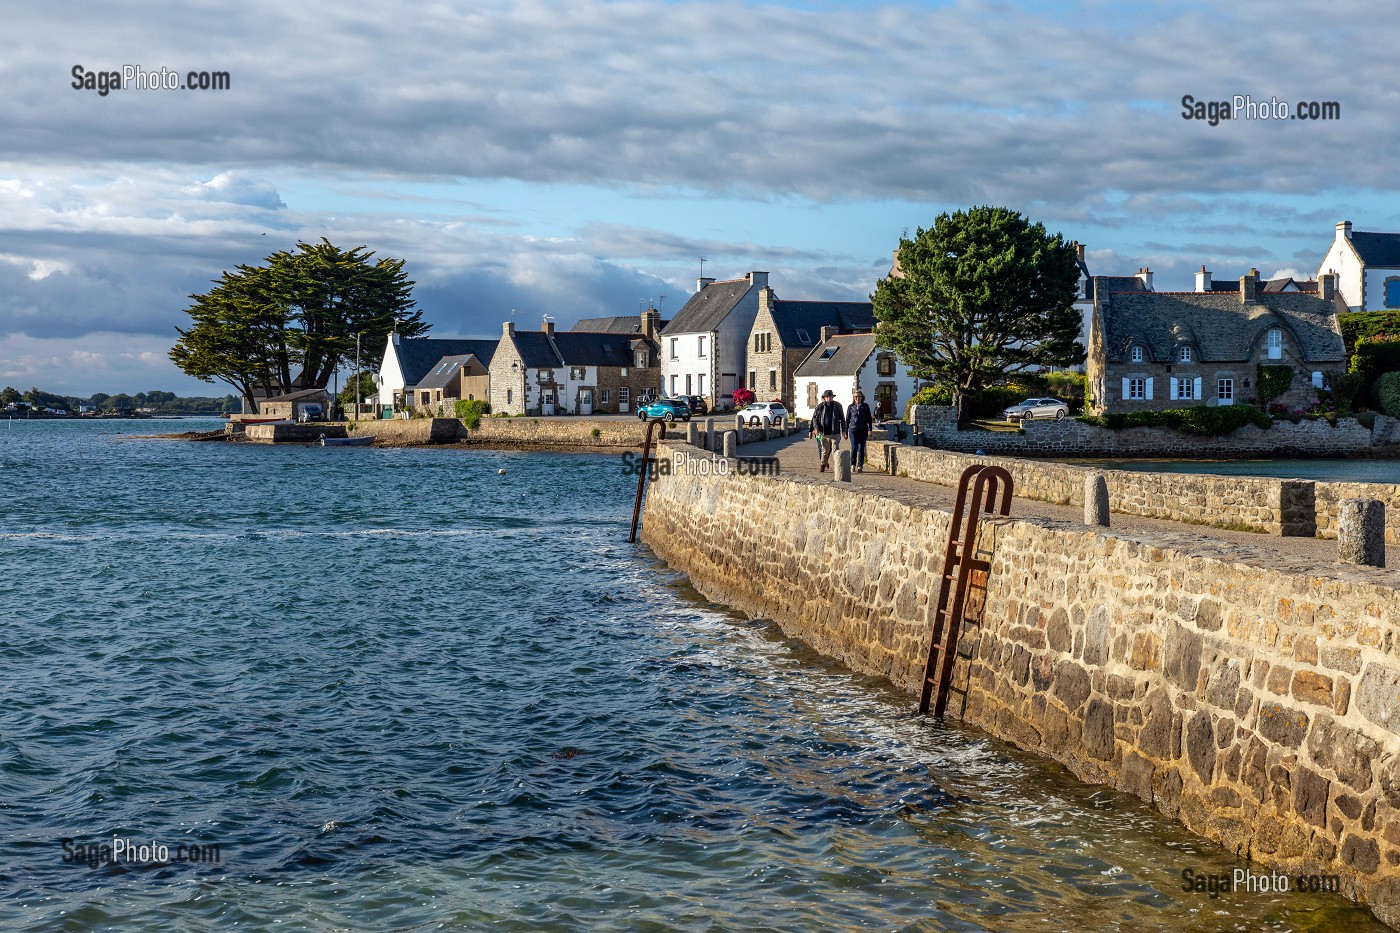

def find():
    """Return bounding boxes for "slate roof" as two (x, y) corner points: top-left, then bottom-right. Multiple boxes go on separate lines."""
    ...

(395, 338), (498, 386)
(1209, 277), (1316, 294)
(794, 333), (878, 378)
(768, 300), (875, 348)
(572, 315), (669, 334)
(661, 279), (752, 335)
(1098, 291), (1346, 364)
(415, 354), (482, 391)
(1085, 276), (1148, 300)
(1349, 231), (1400, 267)
(508, 331), (638, 369)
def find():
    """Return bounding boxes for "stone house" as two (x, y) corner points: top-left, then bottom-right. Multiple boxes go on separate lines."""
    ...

(1317, 220), (1400, 312)
(258, 387), (329, 421)
(744, 287), (874, 408)
(792, 330), (922, 421)
(378, 335), (499, 415)
(660, 272), (767, 411)
(489, 319), (661, 415)
(1087, 274), (1349, 414)
(413, 354), (490, 415)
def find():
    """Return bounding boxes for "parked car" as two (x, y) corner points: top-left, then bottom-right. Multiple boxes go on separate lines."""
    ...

(637, 397), (692, 422)
(1002, 397), (1070, 422)
(682, 395), (709, 416)
(297, 403), (325, 423)
(740, 401), (789, 425)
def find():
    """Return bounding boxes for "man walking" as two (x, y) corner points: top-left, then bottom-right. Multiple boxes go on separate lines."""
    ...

(809, 389), (845, 472)
(846, 389), (873, 473)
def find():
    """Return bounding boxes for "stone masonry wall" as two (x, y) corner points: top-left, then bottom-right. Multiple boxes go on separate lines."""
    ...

(641, 440), (1400, 926)
(912, 405), (1378, 457)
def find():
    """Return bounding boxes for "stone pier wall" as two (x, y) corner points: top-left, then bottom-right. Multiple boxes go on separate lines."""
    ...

(641, 440), (1400, 926)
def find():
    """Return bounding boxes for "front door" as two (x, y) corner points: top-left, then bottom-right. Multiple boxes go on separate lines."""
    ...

(541, 389), (556, 416)
(875, 383), (895, 420)
(579, 389), (593, 416)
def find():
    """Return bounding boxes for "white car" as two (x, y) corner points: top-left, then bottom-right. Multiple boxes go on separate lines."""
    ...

(740, 401), (789, 425)
(1002, 397), (1070, 422)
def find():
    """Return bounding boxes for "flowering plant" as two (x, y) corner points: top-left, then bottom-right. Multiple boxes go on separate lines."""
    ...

(732, 387), (755, 409)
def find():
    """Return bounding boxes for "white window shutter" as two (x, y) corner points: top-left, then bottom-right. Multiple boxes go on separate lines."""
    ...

(1145, 377), (1154, 399)
(1121, 377), (1130, 399)
(1193, 377), (1202, 400)
(1169, 378), (1178, 400)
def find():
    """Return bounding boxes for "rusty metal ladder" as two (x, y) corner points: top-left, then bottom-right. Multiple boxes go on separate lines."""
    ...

(918, 464), (1013, 718)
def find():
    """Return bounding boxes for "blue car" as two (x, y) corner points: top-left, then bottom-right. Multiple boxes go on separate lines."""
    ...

(637, 398), (692, 422)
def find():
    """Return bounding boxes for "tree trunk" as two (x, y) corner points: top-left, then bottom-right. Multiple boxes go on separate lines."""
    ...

(953, 391), (972, 427)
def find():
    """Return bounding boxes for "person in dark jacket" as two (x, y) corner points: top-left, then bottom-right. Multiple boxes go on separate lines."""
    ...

(808, 389), (845, 472)
(845, 389), (873, 472)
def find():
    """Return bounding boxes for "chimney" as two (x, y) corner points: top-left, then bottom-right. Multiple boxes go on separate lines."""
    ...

(1137, 267), (1153, 291)
(391, 331), (401, 345)
(1241, 275), (1256, 303)
(503, 321), (515, 337)
(758, 285), (775, 314)
(696, 276), (715, 293)
(748, 271), (769, 289)
(1249, 267), (1260, 281)
(819, 325), (838, 342)
(889, 247), (904, 279)
(1075, 242), (1086, 262)
(641, 307), (660, 341)
(1337, 220), (1353, 241)
(1320, 273), (1337, 301)
(1195, 265), (1211, 292)
(542, 316), (555, 336)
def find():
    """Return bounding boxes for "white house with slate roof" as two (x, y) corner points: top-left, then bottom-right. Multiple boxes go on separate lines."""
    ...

(378, 334), (499, 416)
(793, 330), (922, 422)
(1317, 220), (1400, 312)
(1087, 274), (1348, 414)
(660, 272), (767, 411)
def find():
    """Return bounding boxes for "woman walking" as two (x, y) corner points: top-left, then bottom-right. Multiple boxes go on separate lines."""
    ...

(845, 389), (873, 473)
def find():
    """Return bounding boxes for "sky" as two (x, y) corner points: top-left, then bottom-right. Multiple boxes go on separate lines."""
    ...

(3, 0), (1399, 396)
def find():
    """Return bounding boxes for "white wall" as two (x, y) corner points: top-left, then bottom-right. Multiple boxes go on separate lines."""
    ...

(1318, 236), (1365, 310)
(377, 335), (403, 408)
(1364, 267), (1400, 312)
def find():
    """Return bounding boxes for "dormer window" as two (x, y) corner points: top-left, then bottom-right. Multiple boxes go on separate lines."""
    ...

(1266, 328), (1282, 360)
(1130, 346), (1143, 363)
(1178, 346), (1192, 363)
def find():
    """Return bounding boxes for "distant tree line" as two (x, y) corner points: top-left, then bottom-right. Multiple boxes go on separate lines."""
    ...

(1, 386), (239, 414)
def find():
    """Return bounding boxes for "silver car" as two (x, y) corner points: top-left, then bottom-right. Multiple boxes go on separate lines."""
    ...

(1003, 397), (1070, 422)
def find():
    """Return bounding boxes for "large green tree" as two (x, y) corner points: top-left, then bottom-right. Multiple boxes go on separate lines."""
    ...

(170, 239), (427, 411)
(872, 206), (1083, 423)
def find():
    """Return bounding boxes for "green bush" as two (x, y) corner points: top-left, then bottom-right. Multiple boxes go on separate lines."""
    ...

(905, 386), (951, 421)
(1377, 371), (1400, 418)
(1080, 405), (1271, 436)
(1256, 365), (1295, 403)
(454, 398), (490, 429)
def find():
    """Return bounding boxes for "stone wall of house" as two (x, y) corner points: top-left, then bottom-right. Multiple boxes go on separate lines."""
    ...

(640, 439), (1400, 927)
(911, 405), (1377, 457)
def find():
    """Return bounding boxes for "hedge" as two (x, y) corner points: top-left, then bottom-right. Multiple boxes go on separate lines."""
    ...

(454, 398), (490, 429)
(1080, 404), (1272, 436)
(1378, 371), (1400, 419)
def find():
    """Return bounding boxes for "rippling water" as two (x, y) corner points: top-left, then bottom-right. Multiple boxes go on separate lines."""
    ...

(0, 419), (1384, 930)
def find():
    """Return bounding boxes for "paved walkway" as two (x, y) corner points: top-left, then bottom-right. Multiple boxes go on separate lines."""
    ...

(731, 431), (1399, 580)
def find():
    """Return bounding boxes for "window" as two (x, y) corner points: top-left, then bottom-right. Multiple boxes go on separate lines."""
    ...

(768, 370), (777, 390)
(796, 329), (811, 344)
(1387, 277), (1400, 309)
(698, 336), (707, 357)
(1312, 371), (1324, 389)
(1173, 377), (1198, 400)
(748, 370), (756, 389)
(506, 388), (512, 405)
(877, 354), (895, 376)
(620, 367), (629, 377)
(1266, 329), (1282, 360)
(669, 338), (678, 359)
(600, 389), (611, 405)
(807, 383), (818, 408)
(570, 366), (586, 380)
(1128, 378), (1145, 400)
(698, 374), (705, 395)
(669, 375), (677, 395)
(685, 374), (692, 395)
(1178, 346), (1192, 363)
(1217, 377), (1234, 404)
(1131, 346), (1143, 363)
(754, 333), (762, 352)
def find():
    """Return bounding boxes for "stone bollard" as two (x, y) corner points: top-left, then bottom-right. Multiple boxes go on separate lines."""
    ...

(836, 449), (852, 482)
(722, 430), (737, 458)
(686, 422), (700, 446)
(704, 418), (715, 451)
(1084, 473), (1110, 527)
(1339, 498), (1386, 567)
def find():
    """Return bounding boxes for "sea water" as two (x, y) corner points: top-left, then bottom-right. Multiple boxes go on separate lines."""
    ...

(0, 419), (1384, 930)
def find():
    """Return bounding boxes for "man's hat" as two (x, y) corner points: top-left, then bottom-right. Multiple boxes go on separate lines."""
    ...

(821, 389), (835, 398)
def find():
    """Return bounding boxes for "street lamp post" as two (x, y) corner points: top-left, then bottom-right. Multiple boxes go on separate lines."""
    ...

(355, 331), (362, 420)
